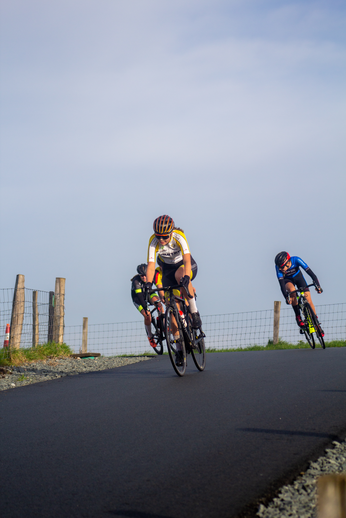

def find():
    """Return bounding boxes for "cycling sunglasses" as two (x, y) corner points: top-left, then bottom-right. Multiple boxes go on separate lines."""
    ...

(279, 261), (290, 270)
(155, 234), (171, 240)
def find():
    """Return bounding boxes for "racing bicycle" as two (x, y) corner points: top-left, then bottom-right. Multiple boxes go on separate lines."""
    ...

(148, 300), (165, 355)
(162, 284), (206, 376)
(289, 283), (325, 349)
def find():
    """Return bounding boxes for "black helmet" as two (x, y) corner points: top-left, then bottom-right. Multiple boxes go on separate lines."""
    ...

(275, 251), (290, 268)
(137, 264), (147, 276)
(153, 215), (174, 236)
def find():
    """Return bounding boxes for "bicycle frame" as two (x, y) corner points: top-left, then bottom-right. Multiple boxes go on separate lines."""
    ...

(290, 283), (316, 333)
(164, 285), (205, 346)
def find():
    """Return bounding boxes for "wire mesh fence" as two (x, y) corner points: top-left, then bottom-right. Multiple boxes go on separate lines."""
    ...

(1, 284), (345, 355)
(0, 287), (61, 348)
(0, 289), (14, 335)
(64, 303), (346, 357)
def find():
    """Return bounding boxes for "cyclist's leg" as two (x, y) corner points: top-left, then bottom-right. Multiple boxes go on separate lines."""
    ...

(175, 259), (201, 328)
(161, 263), (183, 355)
(138, 307), (156, 348)
(285, 281), (304, 328)
(304, 291), (317, 315)
(294, 271), (319, 315)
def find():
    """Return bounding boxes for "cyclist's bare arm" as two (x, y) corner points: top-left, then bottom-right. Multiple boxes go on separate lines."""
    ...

(156, 284), (165, 303)
(182, 253), (192, 279)
(146, 261), (156, 284)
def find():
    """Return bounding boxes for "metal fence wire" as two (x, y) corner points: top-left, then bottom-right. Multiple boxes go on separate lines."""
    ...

(1, 287), (345, 355)
(64, 303), (346, 357)
(0, 288), (62, 348)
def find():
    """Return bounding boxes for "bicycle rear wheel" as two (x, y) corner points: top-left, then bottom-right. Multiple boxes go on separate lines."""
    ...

(150, 317), (164, 355)
(165, 305), (186, 376)
(303, 304), (315, 349)
(191, 329), (206, 371)
(310, 312), (325, 349)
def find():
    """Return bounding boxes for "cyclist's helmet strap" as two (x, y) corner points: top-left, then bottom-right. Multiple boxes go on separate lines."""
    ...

(137, 263), (147, 276)
(275, 251), (290, 267)
(153, 215), (174, 236)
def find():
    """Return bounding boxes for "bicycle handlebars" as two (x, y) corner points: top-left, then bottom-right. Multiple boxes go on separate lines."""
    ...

(288, 283), (321, 298)
(146, 283), (194, 300)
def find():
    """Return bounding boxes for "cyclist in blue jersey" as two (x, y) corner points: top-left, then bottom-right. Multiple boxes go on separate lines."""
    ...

(274, 251), (324, 335)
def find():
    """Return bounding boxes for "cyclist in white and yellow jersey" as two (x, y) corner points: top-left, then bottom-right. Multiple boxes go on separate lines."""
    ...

(145, 215), (202, 365)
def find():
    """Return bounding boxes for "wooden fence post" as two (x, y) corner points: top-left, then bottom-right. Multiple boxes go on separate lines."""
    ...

(32, 290), (39, 347)
(53, 278), (65, 344)
(10, 274), (25, 350)
(317, 474), (346, 518)
(273, 301), (281, 345)
(82, 318), (88, 353)
(48, 291), (54, 343)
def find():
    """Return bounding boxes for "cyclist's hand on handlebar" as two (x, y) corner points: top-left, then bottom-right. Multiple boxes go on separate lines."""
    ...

(144, 282), (152, 302)
(315, 285), (323, 294)
(180, 275), (192, 297)
(285, 293), (291, 305)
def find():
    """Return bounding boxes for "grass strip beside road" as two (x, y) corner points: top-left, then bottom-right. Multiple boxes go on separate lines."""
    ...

(1, 340), (345, 367)
(206, 340), (346, 352)
(0, 342), (73, 367)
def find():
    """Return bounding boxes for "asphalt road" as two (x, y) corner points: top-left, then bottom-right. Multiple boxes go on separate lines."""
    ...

(1, 348), (346, 518)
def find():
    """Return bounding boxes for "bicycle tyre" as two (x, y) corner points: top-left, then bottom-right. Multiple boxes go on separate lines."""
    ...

(310, 311), (325, 349)
(150, 317), (164, 355)
(151, 317), (163, 355)
(165, 305), (186, 376)
(191, 329), (206, 371)
(303, 304), (315, 349)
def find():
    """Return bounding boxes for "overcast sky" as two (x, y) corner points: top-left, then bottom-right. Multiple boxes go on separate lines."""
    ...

(1, 0), (345, 328)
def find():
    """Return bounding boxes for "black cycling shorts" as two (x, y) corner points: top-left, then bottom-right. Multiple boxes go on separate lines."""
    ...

(285, 271), (309, 291)
(158, 256), (198, 288)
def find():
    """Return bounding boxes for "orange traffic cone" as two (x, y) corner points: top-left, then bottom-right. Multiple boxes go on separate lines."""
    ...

(3, 324), (10, 347)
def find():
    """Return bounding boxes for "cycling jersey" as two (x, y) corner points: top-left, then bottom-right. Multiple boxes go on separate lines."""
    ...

(153, 267), (162, 286)
(147, 230), (190, 265)
(131, 269), (162, 312)
(275, 256), (309, 280)
(275, 256), (320, 298)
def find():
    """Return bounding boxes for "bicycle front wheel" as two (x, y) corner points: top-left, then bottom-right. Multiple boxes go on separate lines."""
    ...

(150, 317), (164, 355)
(310, 312), (325, 349)
(165, 305), (186, 377)
(303, 304), (315, 349)
(191, 329), (206, 371)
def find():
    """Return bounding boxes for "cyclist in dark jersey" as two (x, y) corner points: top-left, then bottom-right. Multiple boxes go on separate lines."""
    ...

(275, 251), (324, 335)
(131, 264), (163, 350)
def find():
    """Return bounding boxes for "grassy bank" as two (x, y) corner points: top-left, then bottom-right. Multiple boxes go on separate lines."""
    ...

(0, 342), (73, 367)
(2, 340), (344, 366)
(206, 339), (346, 352)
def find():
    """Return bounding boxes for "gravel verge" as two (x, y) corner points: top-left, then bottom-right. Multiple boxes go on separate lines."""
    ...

(256, 439), (346, 518)
(0, 355), (152, 392)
